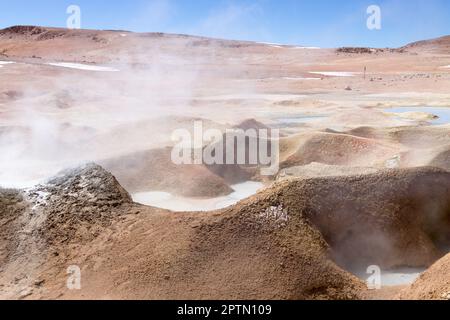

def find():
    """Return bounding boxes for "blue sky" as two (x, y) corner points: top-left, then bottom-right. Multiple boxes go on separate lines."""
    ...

(0, 0), (449, 48)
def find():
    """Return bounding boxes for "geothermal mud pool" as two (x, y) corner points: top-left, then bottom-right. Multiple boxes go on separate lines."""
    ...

(132, 181), (264, 212)
(0, 26), (450, 300)
(355, 268), (426, 287)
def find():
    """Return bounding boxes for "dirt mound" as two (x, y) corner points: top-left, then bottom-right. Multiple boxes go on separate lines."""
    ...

(403, 35), (450, 53)
(344, 126), (450, 151)
(0, 162), (365, 300)
(40, 186), (364, 300)
(171, 196), (365, 299)
(265, 167), (450, 269)
(233, 118), (270, 131)
(28, 163), (132, 244)
(277, 163), (378, 180)
(346, 126), (386, 140)
(49, 166), (449, 300)
(388, 126), (450, 149)
(0, 164), (135, 298)
(429, 148), (450, 171)
(101, 148), (234, 197)
(204, 129), (275, 183)
(280, 132), (398, 168)
(7, 165), (450, 300)
(399, 253), (450, 300)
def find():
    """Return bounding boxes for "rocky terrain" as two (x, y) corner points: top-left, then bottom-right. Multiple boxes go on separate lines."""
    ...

(1, 163), (449, 299)
(0, 164), (364, 299)
(0, 26), (450, 300)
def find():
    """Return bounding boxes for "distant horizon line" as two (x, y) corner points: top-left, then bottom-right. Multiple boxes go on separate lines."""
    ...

(1, 24), (448, 50)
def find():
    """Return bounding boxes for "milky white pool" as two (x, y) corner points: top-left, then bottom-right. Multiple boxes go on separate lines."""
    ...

(132, 181), (264, 212)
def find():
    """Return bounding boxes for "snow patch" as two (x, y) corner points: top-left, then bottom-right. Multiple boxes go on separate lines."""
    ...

(292, 46), (321, 50)
(260, 76), (320, 81)
(257, 42), (320, 50)
(281, 77), (321, 80)
(47, 62), (119, 72)
(0, 61), (15, 68)
(309, 71), (358, 77)
(258, 42), (284, 46)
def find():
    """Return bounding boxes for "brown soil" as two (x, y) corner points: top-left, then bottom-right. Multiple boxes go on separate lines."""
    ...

(2, 164), (450, 299)
(280, 132), (398, 168)
(267, 167), (450, 269)
(101, 148), (234, 197)
(403, 35), (450, 53)
(277, 163), (379, 180)
(0, 164), (364, 300)
(429, 147), (450, 171)
(1, 25), (450, 300)
(399, 253), (450, 300)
